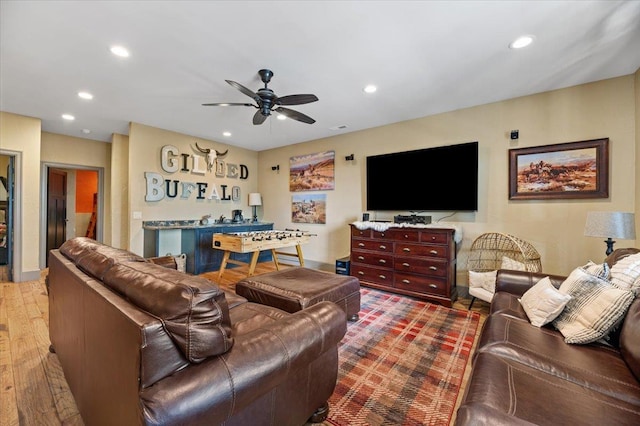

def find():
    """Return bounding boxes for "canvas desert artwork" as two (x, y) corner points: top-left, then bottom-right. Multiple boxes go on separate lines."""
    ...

(516, 147), (597, 193)
(289, 151), (335, 192)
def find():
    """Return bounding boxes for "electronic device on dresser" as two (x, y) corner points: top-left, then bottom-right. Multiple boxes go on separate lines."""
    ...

(394, 215), (432, 225)
(349, 224), (457, 307)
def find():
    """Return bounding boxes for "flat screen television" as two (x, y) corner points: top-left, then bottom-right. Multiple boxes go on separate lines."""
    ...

(366, 141), (478, 211)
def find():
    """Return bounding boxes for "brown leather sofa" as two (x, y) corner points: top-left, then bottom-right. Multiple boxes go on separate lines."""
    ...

(456, 249), (640, 425)
(48, 237), (347, 426)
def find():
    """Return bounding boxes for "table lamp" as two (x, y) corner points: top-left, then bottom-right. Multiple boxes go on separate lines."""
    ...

(584, 211), (636, 255)
(249, 193), (262, 223)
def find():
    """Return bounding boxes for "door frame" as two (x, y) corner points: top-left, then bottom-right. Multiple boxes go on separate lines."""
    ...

(0, 149), (21, 282)
(40, 162), (104, 269)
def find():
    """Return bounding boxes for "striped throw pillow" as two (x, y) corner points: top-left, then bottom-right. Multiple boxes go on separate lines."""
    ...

(552, 267), (635, 344)
(610, 252), (640, 295)
(581, 260), (610, 280)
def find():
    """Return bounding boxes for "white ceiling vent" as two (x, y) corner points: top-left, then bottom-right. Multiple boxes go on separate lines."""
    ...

(330, 125), (348, 131)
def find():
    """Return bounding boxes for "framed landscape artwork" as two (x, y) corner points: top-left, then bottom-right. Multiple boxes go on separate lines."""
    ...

(289, 151), (335, 192)
(509, 138), (609, 200)
(292, 194), (326, 224)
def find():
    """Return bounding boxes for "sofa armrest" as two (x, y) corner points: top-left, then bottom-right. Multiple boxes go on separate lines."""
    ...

(140, 301), (347, 425)
(495, 270), (566, 297)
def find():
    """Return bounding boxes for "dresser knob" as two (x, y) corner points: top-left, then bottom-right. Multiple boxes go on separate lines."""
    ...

(429, 266), (437, 271)
(429, 284), (438, 288)
(404, 234), (409, 239)
(379, 275), (386, 279)
(402, 262), (410, 267)
(379, 245), (386, 250)
(358, 256), (364, 260)
(402, 279), (410, 284)
(358, 243), (365, 247)
(358, 271), (364, 275)
(431, 236), (436, 240)
(379, 259), (386, 264)
(429, 250), (438, 255)
(403, 248), (411, 252)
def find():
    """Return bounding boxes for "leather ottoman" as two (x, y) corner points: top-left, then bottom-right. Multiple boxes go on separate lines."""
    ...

(235, 267), (361, 321)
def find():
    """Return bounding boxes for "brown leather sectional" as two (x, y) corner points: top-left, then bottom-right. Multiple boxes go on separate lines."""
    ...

(48, 237), (347, 425)
(456, 249), (640, 425)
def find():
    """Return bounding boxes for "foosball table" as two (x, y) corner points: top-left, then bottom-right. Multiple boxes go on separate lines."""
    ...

(212, 229), (312, 278)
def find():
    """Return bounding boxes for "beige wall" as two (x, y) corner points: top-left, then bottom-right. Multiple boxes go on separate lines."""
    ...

(0, 111), (41, 280)
(259, 75), (638, 279)
(110, 133), (129, 249)
(636, 68), (640, 238)
(41, 131), (112, 246)
(127, 123), (260, 255)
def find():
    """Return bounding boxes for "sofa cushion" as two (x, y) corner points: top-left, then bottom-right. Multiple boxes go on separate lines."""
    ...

(476, 313), (640, 406)
(59, 237), (146, 280)
(103, 262), (233, 362)
(518, 276), (571, 327)
(553, 267), (635, 344)
(621, 298), (640, 382)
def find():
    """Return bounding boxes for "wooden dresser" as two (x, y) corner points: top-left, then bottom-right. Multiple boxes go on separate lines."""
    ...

(349, 224), (457, 307)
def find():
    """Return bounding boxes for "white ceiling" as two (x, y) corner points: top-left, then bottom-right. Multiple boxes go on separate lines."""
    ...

(2, 1), (640, 151)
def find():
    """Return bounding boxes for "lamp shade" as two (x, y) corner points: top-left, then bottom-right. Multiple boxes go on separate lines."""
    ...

(248, 193), (262, 206)
(584, 211), (636, 239)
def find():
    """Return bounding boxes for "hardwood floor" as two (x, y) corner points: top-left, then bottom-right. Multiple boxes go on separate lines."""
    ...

(0, 263), (489, 426)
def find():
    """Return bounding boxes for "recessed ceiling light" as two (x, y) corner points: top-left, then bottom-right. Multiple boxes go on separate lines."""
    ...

(62, 114), (75, 121)
(78, 91), (93, 100)
(110, 45), (130, 57)
(277, 114), (287, 120)
(509, 35), (535, 49)
(81, 129), (91, 134)
(222, 131), (231, 137)
(363, 85), (377, 94)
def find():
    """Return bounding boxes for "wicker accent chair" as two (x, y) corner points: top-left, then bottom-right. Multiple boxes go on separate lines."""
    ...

(466, 232), (542, 309)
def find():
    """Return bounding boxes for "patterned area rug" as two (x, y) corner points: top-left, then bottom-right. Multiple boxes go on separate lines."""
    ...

(327, 288), (480, 426)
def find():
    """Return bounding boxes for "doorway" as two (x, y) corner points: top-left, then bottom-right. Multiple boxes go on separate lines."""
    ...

(41, 163), (103, 269)
(1, 154), (14, 281)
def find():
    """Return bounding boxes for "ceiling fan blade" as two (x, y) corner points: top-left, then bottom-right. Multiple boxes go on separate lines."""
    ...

(253, 110), (268, 125)
(202, 102), (256, 107)
(276, 94), (319, 106)
(275, 107), (316, 124)
(226, 80), (260, 100)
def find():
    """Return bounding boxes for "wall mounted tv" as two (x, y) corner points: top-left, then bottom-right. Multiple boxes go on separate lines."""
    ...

(366, 141), (478, 212)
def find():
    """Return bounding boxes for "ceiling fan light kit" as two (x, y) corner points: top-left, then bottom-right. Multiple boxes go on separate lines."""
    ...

(203, 69), (318, 125)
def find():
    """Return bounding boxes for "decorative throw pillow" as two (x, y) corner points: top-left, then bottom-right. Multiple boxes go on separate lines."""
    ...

(581, 260), (611, 280)
(610, 252), (640, 295)
(469, 270), (498, 293)
(501, 256), (527, 271)
(518, 276), (572, 327)
(552, 267), (635, 344)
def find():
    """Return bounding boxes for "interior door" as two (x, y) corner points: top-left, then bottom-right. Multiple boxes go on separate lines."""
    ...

(47, 169), (67, 261)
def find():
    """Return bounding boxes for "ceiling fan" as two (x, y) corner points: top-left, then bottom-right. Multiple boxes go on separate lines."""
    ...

(202, 69), (318, 125)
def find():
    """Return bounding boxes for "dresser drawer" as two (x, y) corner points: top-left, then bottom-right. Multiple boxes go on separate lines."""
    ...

(352, 250), (394, 268)
(386, 229), (420, 242)
(394, 256), (447, 277)
(351, 238), (393, 253)
(394, 272), (448, 296)
(351, 227), (371, 238)
(420, 231), (450, 245)
(394, 243), (448, 258)
(351, 264), (394, 286)
(371, 230), (398, 240)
